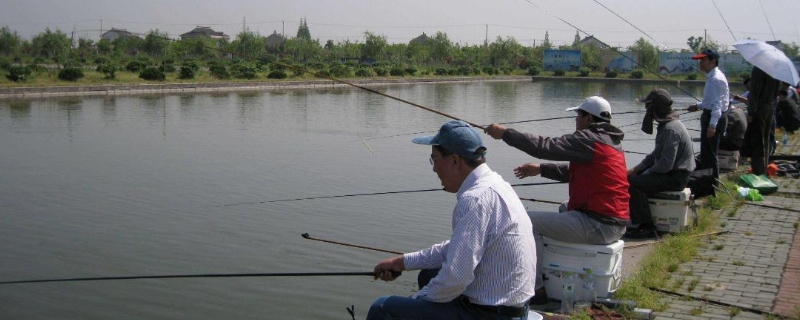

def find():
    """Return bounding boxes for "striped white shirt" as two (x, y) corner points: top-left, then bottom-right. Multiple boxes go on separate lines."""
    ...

(404, 164), (537, 307)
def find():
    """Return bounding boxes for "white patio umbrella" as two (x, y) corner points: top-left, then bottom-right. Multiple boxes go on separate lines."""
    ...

(732, 39), (800, 86)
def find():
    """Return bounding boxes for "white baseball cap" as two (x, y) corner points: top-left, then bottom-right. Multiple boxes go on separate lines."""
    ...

(565, 96), (612, 121)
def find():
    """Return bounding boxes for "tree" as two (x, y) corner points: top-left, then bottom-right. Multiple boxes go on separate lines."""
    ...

(362, 31), (387, 62)
(0, 26), (23, 56)
(77, 37), (95, 57)
(142, 30), (170, 57)
(577, 44), (601, 71)
(428, 32), (453, 66)
(30, 28), (71, 59)
(687, 35), (722, 53)
(112, 34), (144, 56)
(686, 36), (703, 53)
(231, 31), (266, 58)
(489, 36), (522, 69)
(296, 18), (311, 41)
(572, 30), (581, 47)
(629, 37), (658, 71)
(96, 38), (112, 55)
(781, 43), (799, 60)
(542, 31), (552, 50)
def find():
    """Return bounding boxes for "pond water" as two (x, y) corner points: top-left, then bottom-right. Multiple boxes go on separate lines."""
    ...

(0, 79), (707, 320)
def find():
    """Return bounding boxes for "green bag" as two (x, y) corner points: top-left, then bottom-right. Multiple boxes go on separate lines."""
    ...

(747, 189), (764, 201)
(739, 174), (778, 195)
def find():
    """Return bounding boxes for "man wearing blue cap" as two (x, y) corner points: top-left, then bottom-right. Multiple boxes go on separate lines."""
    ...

(368, 120), (537, 320)
(687, 48), (729, 181)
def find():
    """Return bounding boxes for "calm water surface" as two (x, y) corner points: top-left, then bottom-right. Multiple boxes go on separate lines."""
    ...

(0, 80), (705, 320)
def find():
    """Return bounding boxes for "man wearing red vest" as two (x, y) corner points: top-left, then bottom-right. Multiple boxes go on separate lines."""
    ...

(485, 96), (630, 304)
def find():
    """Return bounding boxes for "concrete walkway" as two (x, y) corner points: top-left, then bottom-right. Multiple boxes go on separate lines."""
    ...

(654, 138), (800, 319)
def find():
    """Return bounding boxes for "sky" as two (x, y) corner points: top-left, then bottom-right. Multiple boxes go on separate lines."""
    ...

(2, 0), (798, 51)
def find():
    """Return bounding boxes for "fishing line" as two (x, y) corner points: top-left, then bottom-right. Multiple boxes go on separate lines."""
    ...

(758, 0), (777, 40)
(520, 0), (700, 102)
(211, 181), (566, 208)
(710, 0), (737, 41)
(0, 271), (400, 285)
(591, 0), (703, 75)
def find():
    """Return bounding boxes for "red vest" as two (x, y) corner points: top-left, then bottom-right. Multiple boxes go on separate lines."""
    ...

(566, 142), (630, 220)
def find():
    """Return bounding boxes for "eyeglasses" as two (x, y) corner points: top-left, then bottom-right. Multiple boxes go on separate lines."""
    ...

(429, 154), (453, 165)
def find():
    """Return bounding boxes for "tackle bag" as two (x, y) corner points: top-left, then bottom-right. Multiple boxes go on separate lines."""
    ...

(687, 168), (716, 198)
(738, 174), (778, 195)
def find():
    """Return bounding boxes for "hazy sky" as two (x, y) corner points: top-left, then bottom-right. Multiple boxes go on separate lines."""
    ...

(2, 0), (798, 51)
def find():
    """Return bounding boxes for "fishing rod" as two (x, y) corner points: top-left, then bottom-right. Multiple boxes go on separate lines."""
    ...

(302, 233), (403, 255)
(521, 0), (700, 102)
(211, 181), (566, 208)
(0, 271), (401, 285)
(591, 0), (705, 76)
(710, 0), (737, 41)
(359, 110), (650, 142)
(518, 197), (562, 205)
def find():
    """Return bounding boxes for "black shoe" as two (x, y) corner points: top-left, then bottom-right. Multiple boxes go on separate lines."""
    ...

(624, 225), (658, 239)
(529, 288), (548, 305)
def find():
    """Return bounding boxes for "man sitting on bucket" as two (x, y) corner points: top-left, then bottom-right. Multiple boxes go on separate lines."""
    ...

(368, 120), (537, 320)
(625, 89), (695, 239)
(484, 96), (630, 304)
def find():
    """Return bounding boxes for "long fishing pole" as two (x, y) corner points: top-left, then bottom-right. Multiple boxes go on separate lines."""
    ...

(302, 233), (403, 255)
(522, 0), (700, 102)
(211, 181), (566, 208)
(710, 0), (737, 41)
(0, 271), (401, 285)
(518, 197), (562, 205)
(357, 110), (649, 142)
(591, 0), (704, 76)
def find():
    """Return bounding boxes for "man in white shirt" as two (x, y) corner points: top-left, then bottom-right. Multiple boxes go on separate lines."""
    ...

(687, 48), (729, 180)
(368, 120), (537, 320)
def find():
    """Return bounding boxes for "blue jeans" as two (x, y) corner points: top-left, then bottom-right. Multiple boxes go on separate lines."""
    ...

(366, 295), (528, 320)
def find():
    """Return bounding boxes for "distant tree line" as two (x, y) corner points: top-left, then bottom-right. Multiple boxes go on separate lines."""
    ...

(1, 24), (797, 83)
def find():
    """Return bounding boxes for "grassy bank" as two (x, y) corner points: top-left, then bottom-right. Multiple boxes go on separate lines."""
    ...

(0, 66), (712, 89)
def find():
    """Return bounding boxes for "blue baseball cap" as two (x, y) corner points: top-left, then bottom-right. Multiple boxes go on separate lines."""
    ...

(412, 120), (487, 160)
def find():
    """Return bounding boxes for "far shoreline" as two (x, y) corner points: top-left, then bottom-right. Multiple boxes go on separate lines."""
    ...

(0, 75), (710, 100)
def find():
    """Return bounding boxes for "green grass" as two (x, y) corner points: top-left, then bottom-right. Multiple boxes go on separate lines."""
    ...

(612, 179), (736, 310)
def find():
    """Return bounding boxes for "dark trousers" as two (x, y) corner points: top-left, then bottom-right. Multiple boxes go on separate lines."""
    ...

(700, 110), (727, 179)
(628, 170), (691, 225)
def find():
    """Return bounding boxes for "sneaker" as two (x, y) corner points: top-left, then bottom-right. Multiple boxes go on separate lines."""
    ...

(529, 288), (549, 305)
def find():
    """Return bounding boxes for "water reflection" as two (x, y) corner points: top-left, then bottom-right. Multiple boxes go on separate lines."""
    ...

(9, 100), (31, 118)
(58, 98), (82, 111)
(236, 91), (263, 107)
(102, 97), (117, 122)
(178, 94), (195, 108)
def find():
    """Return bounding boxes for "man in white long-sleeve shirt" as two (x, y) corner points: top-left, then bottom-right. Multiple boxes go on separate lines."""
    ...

(368, 120), (537, 320)
(687, 48), (729, 180)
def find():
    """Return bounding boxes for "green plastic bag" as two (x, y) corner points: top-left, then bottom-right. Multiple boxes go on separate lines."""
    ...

(739, 174), (778, 195)
(746, 188), (764, 201)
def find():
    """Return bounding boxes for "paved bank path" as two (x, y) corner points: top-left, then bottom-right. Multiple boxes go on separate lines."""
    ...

(655, 137), (800, 319)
